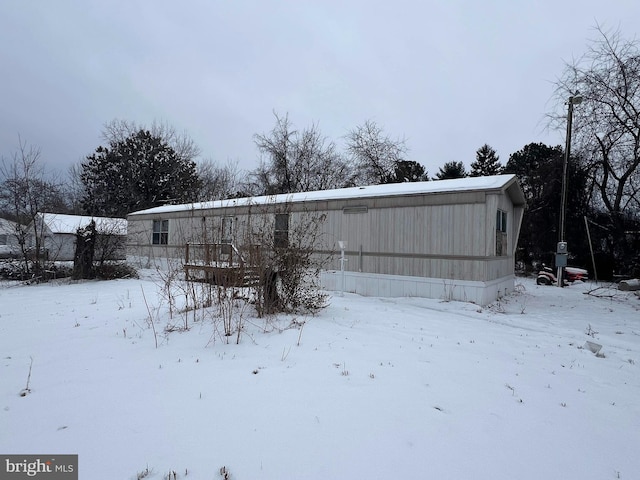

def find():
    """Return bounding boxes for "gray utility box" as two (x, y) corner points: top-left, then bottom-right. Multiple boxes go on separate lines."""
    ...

(556, 242), (568, 267)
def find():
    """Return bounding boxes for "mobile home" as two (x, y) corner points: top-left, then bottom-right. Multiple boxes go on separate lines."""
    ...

(127, 174), (525, 305)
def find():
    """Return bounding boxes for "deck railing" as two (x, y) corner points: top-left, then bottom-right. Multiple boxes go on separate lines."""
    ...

(183, 243), (262, 286)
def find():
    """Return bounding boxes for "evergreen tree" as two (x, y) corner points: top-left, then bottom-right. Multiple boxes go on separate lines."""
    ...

(81, 129), (201, 217)
(433, 161), (467, 180)
(383, 160), (429, 183)
(504, 142), (590, 267)
(470, 144), (502, 177)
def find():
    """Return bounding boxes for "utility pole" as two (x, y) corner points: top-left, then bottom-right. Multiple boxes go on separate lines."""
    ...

(557, 93), (582, 287)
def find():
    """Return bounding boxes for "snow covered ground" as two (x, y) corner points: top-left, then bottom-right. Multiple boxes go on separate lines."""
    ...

(1, 273), (639, 480)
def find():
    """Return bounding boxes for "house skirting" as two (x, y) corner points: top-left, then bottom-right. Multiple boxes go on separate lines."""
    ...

(320, 270), (515, 306)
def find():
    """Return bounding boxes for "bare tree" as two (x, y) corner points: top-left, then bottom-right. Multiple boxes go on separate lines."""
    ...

(238, 201), (331, 316)
(65, 163), (86, 214)
(293, 126), (353, 191)
(93, 219), (127, 266)
(252, 112), (353, 194)
(551, 25), (640, 267)
(0, 138), (64, 276)
(197, 159), (243, 200)
(345, 120), (408, 185)
(253, 112), (296, 194)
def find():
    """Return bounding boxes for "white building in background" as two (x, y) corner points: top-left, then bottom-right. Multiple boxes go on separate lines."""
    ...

(29, 213), (128, 261)
(0, 217), (22, 258)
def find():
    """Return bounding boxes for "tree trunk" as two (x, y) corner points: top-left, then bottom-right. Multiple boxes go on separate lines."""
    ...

(73, 221), (96, 280)
(262, 268), (279, 314)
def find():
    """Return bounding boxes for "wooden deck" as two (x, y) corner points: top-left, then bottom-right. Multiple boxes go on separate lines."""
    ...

(183, 264), (261, 287)
(183, 243), (262, 287)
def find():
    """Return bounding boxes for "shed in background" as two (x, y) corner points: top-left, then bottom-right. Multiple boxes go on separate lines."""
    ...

(29, 213), (128, 261)
(0, 217), (22, 258)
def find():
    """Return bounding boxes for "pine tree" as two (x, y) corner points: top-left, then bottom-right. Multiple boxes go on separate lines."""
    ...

(503, 142), (589, 267)
(81, 130), (201, 217)
(383, 160), (429, 183)
(470, 144), (502, 177)
(433, 161), (467, 180)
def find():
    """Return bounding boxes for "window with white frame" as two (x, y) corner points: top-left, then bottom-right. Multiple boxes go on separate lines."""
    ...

(152, 219), (169, 245)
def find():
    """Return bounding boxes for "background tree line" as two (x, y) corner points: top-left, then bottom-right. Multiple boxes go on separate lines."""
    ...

(1, 27), (639, 279)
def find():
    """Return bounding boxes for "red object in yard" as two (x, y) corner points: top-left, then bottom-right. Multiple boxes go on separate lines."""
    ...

(565, 266), (588, 282)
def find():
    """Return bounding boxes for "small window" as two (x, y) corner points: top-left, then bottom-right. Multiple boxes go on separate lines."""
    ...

(221, 216), (233, 254)
(274, 213), (289, 248)
(0, 234), (7, 245)
(152, 219), (169, 245)
(221, 216), (233, 243)
(497, 210), (507, 233)
(496, 210), (507, 256)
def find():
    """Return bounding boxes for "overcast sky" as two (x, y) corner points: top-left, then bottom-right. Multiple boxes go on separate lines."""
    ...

(1, 0), (639, 180)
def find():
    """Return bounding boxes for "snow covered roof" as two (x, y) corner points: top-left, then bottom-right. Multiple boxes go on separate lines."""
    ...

(129, 174), (524, 216)
(38, 213), (127, 235)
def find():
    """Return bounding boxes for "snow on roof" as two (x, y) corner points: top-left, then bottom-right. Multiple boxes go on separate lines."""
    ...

(129, 174), (522, 216)
(38, 213), (127, 235)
